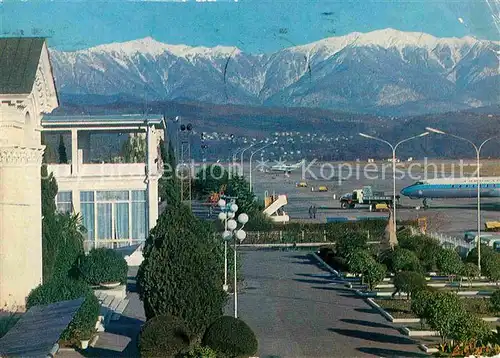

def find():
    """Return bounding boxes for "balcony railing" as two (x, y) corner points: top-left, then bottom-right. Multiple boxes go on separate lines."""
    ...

(46, 163), (154, 178)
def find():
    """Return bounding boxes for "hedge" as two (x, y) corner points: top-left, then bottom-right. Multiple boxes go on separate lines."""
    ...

(202, 316), (258, 358)
(26, 279), (100, 345)
(78, 248), (128, 285)
(138, 315), (192, 357)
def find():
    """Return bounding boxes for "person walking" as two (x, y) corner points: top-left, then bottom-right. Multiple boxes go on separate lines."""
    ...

(308, 205), (313, 219)
(312, 205), (317, 219)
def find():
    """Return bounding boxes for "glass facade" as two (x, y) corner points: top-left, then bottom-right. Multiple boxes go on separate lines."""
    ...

(79, 190), (148, 244)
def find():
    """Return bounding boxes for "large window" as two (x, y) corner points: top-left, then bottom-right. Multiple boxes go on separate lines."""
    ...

(56, 191), (72, 213)
(132, 190), (147, 240)
(79, 190), (147, 244)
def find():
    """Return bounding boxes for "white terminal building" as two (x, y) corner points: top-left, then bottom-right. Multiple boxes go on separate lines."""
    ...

(0, 37), (165, 309)
(42, 114), (166, 251)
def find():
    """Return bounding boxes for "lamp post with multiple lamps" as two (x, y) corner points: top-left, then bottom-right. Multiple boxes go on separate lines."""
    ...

(358, 131), (429, 231)
(217, 197), (248, 318)
(249, 141), (277, 192)
(425, 127), (499, 274)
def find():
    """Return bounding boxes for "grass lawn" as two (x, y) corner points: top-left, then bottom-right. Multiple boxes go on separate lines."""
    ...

(375, 285), (498, 293)
(374, 297), (499, 319)
(404, 321), (498, 331)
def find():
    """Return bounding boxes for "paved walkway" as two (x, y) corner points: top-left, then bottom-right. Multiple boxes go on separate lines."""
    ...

(228, 249), (428, 358)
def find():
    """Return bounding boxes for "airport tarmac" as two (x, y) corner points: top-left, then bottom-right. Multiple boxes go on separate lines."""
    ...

(245, 162), (500, 239)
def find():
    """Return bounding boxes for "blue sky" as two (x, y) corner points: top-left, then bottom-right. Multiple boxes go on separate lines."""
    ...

(0, 0), (498, 53)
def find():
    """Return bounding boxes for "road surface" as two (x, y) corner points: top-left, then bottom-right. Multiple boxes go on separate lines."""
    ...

(230, 249), (427, 358)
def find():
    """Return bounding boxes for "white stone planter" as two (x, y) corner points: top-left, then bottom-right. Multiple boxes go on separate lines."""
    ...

(100, 282), (121, 289)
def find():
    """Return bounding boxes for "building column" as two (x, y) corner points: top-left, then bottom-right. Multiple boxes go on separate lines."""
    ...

(148, 178), (159, 231)
(71, 129), (78, 175)
(0, 146), (45, 310)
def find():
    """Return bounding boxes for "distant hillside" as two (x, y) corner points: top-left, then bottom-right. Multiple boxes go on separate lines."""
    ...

(53, 102), (500, 161)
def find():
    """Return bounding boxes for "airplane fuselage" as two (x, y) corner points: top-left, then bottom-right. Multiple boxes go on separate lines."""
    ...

(400, 177), (500, 199)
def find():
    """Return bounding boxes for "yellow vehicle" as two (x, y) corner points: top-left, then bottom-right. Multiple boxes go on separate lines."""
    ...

(318, 185), (328, 192)
(296, 181), (308, 188)
(375, 203), (389, 211)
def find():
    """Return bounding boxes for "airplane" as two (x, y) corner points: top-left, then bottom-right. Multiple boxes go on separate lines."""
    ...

(269, 159), (305, 173)
(400, 177), (500, 208)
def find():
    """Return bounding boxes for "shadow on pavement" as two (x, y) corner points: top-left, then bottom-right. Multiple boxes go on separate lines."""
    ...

(355, 307), (380, 315)
(294, 273), (334, 278)
(340, 318), (394, 329)
(310, 286), (356, 295)
(293, 278), (333, 285)
(357, 347), (428, 357)
(328, 328), (415, 345)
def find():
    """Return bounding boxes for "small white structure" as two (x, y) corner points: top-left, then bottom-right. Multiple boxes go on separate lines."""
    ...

(0, 38), (59, 309)
(41, 114), (166, 251)
(263, 193), (290, 223)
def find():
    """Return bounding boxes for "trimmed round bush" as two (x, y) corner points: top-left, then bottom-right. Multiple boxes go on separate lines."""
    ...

(390, 248), (421, 272)
(138, 315), (192, 358)
(393, 271), (426, 299)
(202, 316), (258, 358)
(26, 279), (100, 345)
(491, 290), (500, 313)
(79, 248), (128, 285)
(411, 287), (434, 318)
(436, 248), (463, 278)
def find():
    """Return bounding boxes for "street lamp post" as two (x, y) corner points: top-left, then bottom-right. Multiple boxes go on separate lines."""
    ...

(426, 127), (499, 274)
(219, 199), (248, 318)
(239, 143), (255, 177)
(249, 141), (277, 192)
(218, 198), (239, 292)
(358, 131), (429, 231)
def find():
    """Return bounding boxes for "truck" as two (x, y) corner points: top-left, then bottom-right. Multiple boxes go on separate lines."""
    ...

(340, 186), (394, 210)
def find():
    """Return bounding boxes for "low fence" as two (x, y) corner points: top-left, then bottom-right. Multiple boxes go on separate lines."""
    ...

(428, 232), (474, 257)
(408, 226), (474, 257)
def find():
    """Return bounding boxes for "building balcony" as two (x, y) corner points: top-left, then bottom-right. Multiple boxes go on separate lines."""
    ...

(46, 162), (158, 179)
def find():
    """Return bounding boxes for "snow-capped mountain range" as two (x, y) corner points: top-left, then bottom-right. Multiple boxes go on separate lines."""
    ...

(49, 29), (500, 115)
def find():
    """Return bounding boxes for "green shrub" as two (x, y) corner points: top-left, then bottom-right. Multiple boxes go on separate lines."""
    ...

(450, 310), (490, 343)
(436, 248), (463, 280)
(335, 232), (367, 259)
(137, 205), (226, 335)
(411, 288), (434, 318)
(483, 254), (500, 282)
(491, 290), (500, 313)
(138, 315), (192, 358)
(423, 291), (464, 343)
(181, 345), (217, 358)
(461, 263), (480, 287)
(26, 279), (99, 345)
(390, 248), (421, 272)
(399, 234), (442, 271)
(466, 245), (496, 265)
(364, 261), (387, 291)
(202, 316), (258, 358)
(348, 250), (374, 276)
(392, 271), (426, 299)
(78, 248), (128, 285)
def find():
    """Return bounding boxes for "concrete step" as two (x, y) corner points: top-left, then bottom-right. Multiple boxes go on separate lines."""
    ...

(108, 297), (121, 312)
(102, 295), (114, 308)
(111, 299), (129, 321)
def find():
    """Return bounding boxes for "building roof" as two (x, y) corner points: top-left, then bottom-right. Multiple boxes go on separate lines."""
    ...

(0, 298), (84, 357)
(0, 37), (45, 94)
(42, 114), (165, 129)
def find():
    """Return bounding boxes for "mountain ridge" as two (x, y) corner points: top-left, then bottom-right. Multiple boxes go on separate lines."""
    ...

(49, 28), (500, 116)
